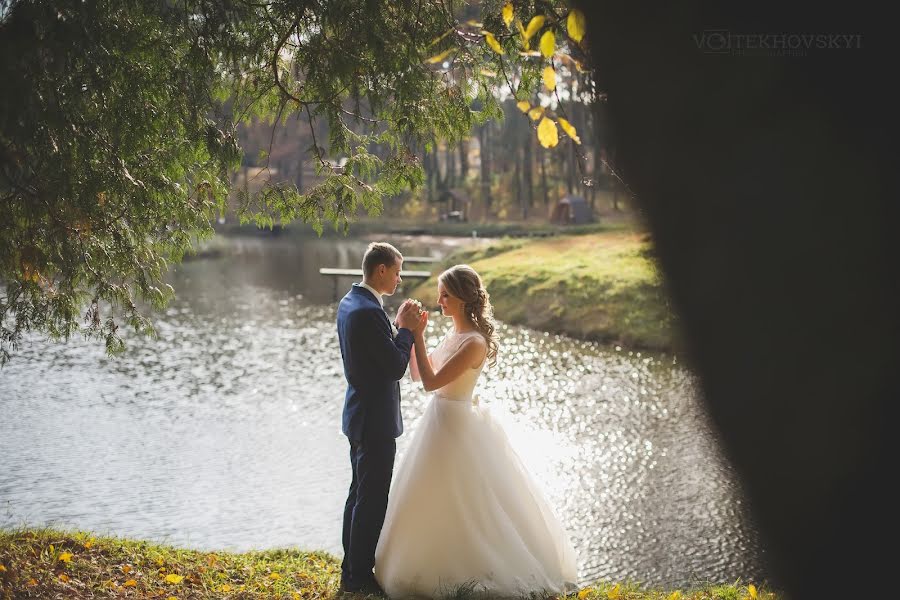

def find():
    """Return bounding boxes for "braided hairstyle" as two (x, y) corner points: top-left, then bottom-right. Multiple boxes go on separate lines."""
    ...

(438, 264), (499, 366)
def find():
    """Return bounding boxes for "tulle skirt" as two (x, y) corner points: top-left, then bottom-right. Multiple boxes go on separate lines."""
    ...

(374, 395), (577, 599)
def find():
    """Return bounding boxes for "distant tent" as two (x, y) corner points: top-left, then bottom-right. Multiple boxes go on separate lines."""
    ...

(437, 188), (470, 221)
(550, 195), (593, 224)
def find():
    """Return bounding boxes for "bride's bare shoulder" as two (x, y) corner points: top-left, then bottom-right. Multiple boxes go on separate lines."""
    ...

(459, 333), (487, 366)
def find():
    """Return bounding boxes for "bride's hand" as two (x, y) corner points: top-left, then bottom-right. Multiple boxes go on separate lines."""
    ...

(413, 308), (428, 335)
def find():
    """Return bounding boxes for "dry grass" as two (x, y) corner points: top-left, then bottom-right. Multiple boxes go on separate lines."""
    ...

(1, 528), (783, 600)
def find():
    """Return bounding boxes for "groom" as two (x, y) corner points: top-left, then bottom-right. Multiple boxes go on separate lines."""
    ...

(337, 242), (420, 595)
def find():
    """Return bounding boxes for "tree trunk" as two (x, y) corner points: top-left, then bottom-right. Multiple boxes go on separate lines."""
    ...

(478, 123), (491, 217)
(523, 132), (534, 218)
(513, 148), (522, 219)
(540, 148), (549, 207)
(446, 142), (456, 188)
(479, 125), (492, 217)
(424, 143), (438, 202)
(459, 139), (469, 183)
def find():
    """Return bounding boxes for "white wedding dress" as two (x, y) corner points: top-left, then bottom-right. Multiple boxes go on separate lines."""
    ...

(374, 331), (578, 599)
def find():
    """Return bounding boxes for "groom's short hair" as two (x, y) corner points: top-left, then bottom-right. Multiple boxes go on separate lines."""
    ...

(362, 242), (403, 278)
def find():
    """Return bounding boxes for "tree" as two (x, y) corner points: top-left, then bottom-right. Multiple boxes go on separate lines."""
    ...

(572, 2), (895, 599)
(0, 0), (589, 362)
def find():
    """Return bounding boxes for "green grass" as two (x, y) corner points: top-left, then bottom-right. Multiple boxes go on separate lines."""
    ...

(408, 231), (680, 352)
(0, 528), (782, 600)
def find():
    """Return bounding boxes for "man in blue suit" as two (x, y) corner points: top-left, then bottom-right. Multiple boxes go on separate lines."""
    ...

(337, 242), (421, 595)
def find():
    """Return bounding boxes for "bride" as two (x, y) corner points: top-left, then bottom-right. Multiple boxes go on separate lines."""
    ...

(374, 265), (577, 598)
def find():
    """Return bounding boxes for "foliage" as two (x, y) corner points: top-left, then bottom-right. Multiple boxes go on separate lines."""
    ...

(0, 528), (783, 600)
(0, 0), (593, 362)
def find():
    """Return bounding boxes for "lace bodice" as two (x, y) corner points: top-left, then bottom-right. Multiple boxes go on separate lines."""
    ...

(429, 331), (485, 402)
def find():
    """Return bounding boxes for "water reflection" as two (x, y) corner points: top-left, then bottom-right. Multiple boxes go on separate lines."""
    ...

(0, 234), (766, 588)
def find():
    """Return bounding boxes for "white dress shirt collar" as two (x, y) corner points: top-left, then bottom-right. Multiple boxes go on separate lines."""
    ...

(359, 281), (384, 307)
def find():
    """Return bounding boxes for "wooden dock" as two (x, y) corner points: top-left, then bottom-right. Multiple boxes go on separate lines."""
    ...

(319, 261), (436, 300)
(319, 268), (432, 278)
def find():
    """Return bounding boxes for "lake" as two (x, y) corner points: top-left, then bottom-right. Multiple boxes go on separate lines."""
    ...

(0, 233), (768, 589)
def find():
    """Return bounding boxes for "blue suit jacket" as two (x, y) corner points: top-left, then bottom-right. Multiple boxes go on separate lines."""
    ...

(337, 284), (414, 441)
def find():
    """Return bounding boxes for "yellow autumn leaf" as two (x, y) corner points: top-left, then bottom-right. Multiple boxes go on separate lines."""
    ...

(220, 584), (232, 592)
(607, 584), (621, 599)
(269, 572), (281, 580)
(28, 578), (38, 586)
(502, 3), (514, 27)
(539, 30), (555, 58)
(567, 9), (586, 42)
(516, 20), (529, 50)
(577, 588), (593, 600)
(528, 106), (544, 121)
(523, 15), (545, 41)
(167, 597), (178, 600)
(0, 564), (6, 572)
(165, 573), (184, 584)
(49, 545), (54, 553)
(124, 579), (137, 587)
(516, 101), (530, 113)
(122, 565), (132, 574)
(58, 573), (70, 582)
(748, 584), (758, 599)
(425, 48), (455, 64)
(84, 538), (94, 549)
(542, 65), (557, 91)
(59, 552), (73, 563)
(558, 117), (581, 144)
(667, 592), (683, 600)
(484, 32), (504, 55)
(537, 117), (558, 148)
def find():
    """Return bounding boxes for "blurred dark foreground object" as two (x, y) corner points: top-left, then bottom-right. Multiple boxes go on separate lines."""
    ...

(572, 2), (898, 598)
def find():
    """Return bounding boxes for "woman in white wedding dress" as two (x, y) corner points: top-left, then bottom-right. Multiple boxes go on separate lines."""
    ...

(374, 265), (577, 599)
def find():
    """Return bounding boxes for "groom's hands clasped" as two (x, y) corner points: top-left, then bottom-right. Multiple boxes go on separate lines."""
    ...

(395, 299), (421, 332)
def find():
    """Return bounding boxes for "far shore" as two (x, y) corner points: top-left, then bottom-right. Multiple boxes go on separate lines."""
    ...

(406, 230), (680, 353)
(196, 217), (679, 352)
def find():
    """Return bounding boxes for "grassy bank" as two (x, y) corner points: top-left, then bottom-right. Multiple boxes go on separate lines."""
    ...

(407, 231), (678, 352)
(0, 529), (780, 600)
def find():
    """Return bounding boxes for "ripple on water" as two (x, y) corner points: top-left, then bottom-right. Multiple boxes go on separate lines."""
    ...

(0, 239), (768, 589)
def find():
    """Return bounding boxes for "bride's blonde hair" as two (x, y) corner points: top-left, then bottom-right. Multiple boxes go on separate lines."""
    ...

(438, 264), (499, 366)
